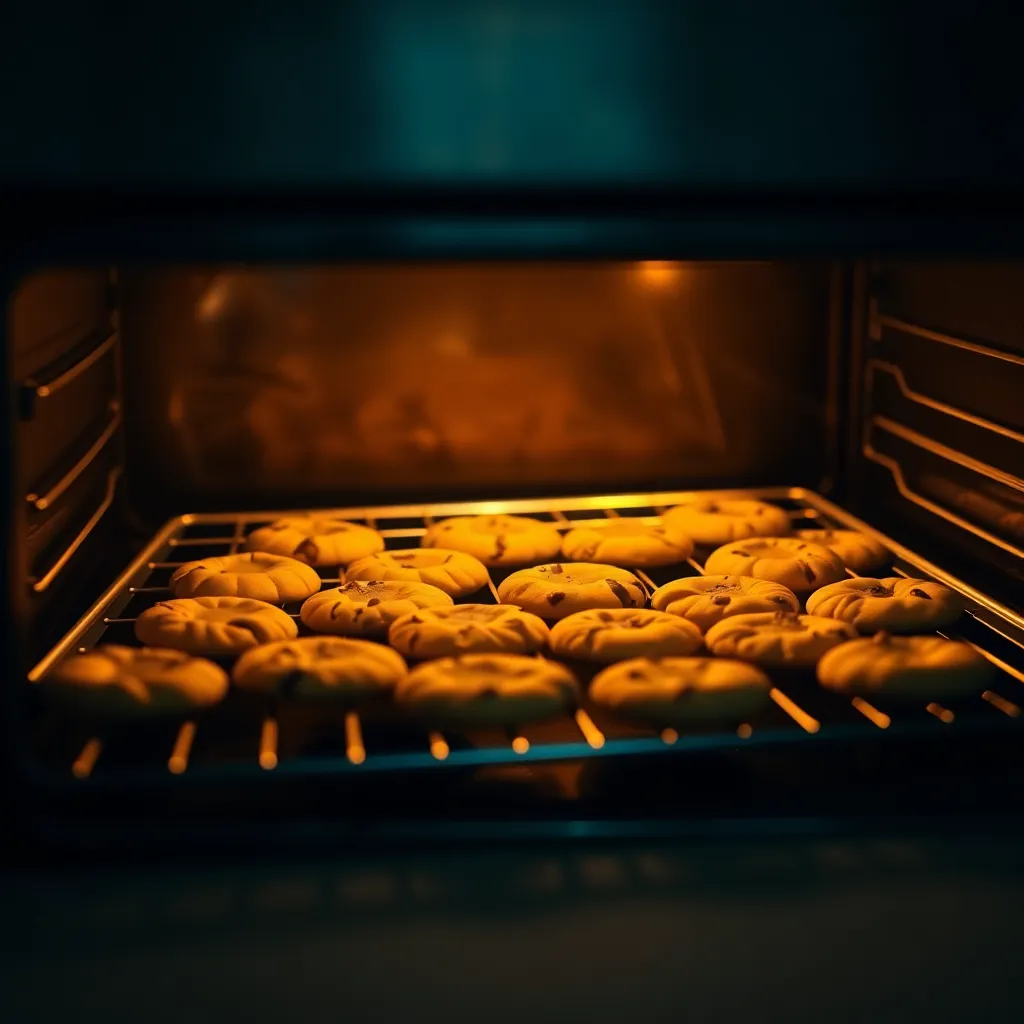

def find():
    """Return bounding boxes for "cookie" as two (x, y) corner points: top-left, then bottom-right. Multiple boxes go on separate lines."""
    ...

(805, 577), (965, 633)
(394, 654), (578, 725)
(796, 529), (889, 575)
(497, 563), (648, 621)
(422, 514), (562, 567)
(232, 637), (406, 700)
(662, 499), (791, 547)
(590, 657), (772, 724)
(44, 645), (228, 720)
(817, 634), (994, 699)
(704, 611), (858, 668)
(650, 574), (800, 632)
(170, 552), (321, 603)
(135, 597), (298, 655)
(301, 580), (453, 638)
(345, 548), (489, 598)
(246, 516), (384, 567)
(388, 604), (550, 658)
(704, 537), (845, 595)
(549, 608), (703, 663)
(561, 520), (694, 567)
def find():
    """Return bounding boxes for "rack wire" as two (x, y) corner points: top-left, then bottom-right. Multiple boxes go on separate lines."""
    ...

(28, 487), (1024, 792)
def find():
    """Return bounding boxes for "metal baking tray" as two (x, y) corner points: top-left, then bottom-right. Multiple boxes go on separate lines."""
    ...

(27, 488), (1024, 793)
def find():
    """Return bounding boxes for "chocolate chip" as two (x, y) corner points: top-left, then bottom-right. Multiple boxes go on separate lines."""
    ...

(494, 535), (507, 560)
(711, 595), (731, 606)
(627, 670), (646, 680)
(330, 603), (341, 620)
(294, 539), (319, 563)
(547, 592), (566, 606)
(550, 564), (565, 574)
(367, 597), (381, 606)
(606, 579), (633, 606)
(798, 561), (816, 584)
(353, 608), (363, 620)
(705, 503), (719, 513)
(732, 549), (751, 557)
(909, 588), (932, 599)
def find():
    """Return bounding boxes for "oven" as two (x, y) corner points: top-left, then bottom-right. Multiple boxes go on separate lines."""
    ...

(8, 6), (1024, 1021)
(4, 253), (1022, 854)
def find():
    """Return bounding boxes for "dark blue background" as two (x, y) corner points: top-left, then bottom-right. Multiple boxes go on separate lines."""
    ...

(3, 2), (1022, 192)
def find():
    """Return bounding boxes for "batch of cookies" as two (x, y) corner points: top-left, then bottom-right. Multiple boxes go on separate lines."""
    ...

(45, 498), (995, 737)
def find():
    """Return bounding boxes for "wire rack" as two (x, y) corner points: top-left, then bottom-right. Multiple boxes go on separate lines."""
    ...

(27, 487), (1024, 792)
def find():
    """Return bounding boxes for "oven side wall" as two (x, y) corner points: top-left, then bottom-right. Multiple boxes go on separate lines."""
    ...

(846, 264), (1024, 611)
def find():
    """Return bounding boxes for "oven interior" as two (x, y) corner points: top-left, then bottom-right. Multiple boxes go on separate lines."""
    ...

(7, 260), (1024, 847)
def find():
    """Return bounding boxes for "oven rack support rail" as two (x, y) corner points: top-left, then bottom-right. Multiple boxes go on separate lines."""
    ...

(27, 488), (1024, 793)
(864, 310), (1024, 560)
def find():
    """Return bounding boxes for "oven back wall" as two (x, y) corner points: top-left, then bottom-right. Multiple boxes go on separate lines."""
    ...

(120, 262), (832, 516)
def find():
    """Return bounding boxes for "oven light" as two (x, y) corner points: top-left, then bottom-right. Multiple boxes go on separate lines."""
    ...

(635, 261), (682, 288)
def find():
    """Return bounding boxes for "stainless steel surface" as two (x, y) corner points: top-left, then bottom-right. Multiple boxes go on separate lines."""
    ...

(27, 488), (1024, 790)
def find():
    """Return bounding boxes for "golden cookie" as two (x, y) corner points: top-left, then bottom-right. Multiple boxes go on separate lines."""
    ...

(232, 637), (406, 700)
(170, 552), (321, 603)
(549, 608), (703, 663)
(805, 577), (965, 633)
(650, 574), (800, 632)
(590, 657), (772, 724)
(817, 634), (994, 699)
(561, 520), (694, 567)
(395, 654), (578, 725)
(388, 604), (550, 658)
(345, 548), (489, 597)
(135, 597), (298, 655)
(246, 516), (384, 567)
(796, 529), (889, 575)
(704, 537), (845, 595)
(497, 562), (648, 621)
(704, 611), (858, 667)
(300, 580), (453, 637)
(422, 514), (562, 567)
(662, 499), (791, 546)
(44, 645), (228, 720)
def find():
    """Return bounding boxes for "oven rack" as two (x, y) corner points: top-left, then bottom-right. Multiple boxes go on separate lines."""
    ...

(27, 488), (1024, 792)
